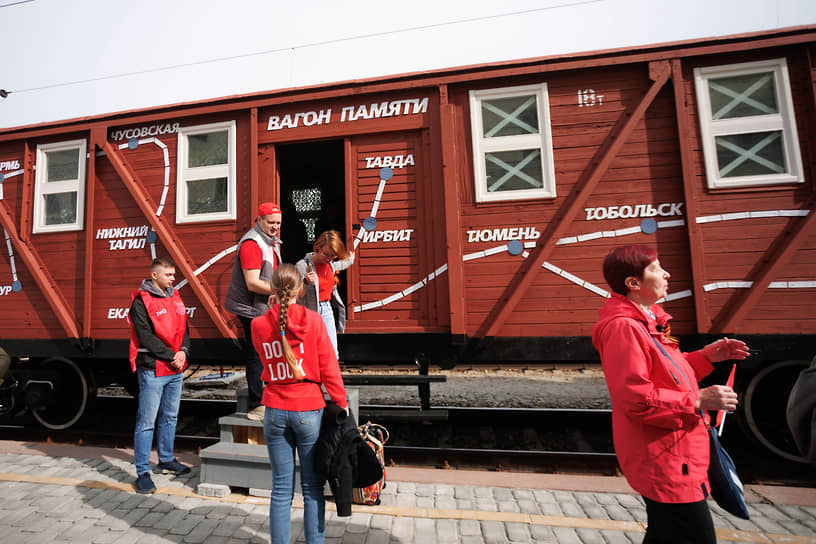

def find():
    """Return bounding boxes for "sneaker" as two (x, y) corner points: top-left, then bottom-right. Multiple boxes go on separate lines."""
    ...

(135, 472), (156, 494)
(247, 405), (265, 421)
(153, 458), (191, 475)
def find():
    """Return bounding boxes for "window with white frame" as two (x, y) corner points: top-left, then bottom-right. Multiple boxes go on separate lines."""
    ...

(469, 83), (556, 203)
(176, 121), (236, 223)
(470, 83), (555, 202)
(694, 58), (803, 189)
(33, 139), (87, 233)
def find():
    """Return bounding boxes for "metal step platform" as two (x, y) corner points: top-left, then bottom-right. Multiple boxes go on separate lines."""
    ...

(197, 387), (359, 496)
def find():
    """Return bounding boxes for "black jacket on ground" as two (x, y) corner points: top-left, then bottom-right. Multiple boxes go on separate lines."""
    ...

(314, 402), (382, 516)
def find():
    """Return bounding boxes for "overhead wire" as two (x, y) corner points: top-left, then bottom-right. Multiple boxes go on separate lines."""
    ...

(0, 0), (36, 8)
(5, 0), (603, 96)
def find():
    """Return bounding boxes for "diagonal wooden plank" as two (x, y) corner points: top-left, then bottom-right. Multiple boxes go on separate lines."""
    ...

(100, 140), (238, 341)
(0, 200), (81, 338)
(711, 196), (816, 334)
(479, 61), (672, 338)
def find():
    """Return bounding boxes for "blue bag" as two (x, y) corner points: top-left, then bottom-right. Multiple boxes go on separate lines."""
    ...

(707, 423), (750, 519)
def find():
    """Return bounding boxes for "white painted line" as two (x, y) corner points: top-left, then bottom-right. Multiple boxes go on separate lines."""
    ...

(175, 245), (237, 290)
(657, 219), (684, 228)
(696, 209), (809, 223)
(663, 289), (693, 301)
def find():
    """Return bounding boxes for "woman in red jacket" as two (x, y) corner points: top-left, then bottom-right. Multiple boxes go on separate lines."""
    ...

(592, 245), (748, 543)
(251, 263), (347, 544)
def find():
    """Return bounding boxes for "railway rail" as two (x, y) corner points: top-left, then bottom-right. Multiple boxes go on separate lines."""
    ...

(3, 394), (816, 486)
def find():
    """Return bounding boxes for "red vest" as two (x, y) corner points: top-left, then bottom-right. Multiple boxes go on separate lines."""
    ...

(128, 289), (187, 376)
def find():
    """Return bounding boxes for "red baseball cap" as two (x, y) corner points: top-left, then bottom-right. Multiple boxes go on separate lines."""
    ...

(257, 202), (281, 219)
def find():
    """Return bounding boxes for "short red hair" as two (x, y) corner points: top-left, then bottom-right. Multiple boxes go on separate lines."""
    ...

(313, 230), (348, 260)
(602, 245), (658, 295)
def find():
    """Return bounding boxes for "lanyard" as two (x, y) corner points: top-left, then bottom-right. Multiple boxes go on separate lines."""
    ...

(641, 322), (708, 422)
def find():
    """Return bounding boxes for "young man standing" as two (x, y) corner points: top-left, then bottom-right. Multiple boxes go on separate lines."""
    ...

(224, 202), (282, 420)
(128, 256), (192, 494)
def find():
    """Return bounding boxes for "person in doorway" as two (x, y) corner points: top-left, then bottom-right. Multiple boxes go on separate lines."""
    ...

(128, 256), (191, 494)
(295, 230), (354, 359)
(224, 202), (283, 420)
(280, 193), (310, 263)
(251, 263), (347, 544)
(592, 245), (749, 543)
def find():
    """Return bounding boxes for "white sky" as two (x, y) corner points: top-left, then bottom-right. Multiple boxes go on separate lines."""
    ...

(1, 0), (815, 129)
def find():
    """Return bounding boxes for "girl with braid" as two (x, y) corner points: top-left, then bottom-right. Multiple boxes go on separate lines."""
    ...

(251, 263), (347, 544)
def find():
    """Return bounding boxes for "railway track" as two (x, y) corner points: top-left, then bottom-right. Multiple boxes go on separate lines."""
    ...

(362, 405), (617, 474)
(4, 394), (815, 485)
(3, 395), (618, 473)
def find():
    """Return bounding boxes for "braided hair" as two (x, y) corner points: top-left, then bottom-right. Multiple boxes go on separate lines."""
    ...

(270, 263), (305, 380)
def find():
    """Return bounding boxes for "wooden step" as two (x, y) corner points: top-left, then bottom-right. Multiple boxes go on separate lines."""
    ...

(199, 441), (279, 490)
(218, 414), (265, 444)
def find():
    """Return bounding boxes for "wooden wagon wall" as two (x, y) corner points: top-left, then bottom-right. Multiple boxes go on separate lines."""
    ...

(1, 28), (814, 355)
(675, 46), (816, 335)
(446, 64), (693, 337)
(446, 46), (816, 339)
(0, 114), (251, 344)
(0, 139), (66, 339)
(92, 111), (252, 341)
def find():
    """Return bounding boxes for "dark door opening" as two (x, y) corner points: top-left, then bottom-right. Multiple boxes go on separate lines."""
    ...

(277, 139), (346, 264)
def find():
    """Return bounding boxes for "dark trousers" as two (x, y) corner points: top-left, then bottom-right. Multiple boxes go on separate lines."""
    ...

(239, 316), (263, 411)
(642, 496), (716, 544)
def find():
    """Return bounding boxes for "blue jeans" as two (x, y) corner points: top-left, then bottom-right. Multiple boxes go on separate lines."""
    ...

(318, 300), (338, 359)
(264, 407), (324, 544)
(133, 369), (182, 475)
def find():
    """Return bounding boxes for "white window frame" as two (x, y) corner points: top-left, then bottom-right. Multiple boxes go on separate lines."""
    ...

(176, 120), (237, 223)
(33, 139), (87, 233)
(694, 58), (803, 189)
(469, 83), (557, 203)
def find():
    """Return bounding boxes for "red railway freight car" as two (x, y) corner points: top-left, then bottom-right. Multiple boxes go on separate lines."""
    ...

(0, 26), (814, 458)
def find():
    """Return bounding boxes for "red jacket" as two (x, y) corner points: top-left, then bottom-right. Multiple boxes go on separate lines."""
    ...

(592, 293), (714, 503)
(251, 303), (347, 412)
(128, 288), (188, 376)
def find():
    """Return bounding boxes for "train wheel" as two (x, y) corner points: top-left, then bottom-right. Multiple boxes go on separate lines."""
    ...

(30, 357), (93, 430)
(743, 359), (808, 463)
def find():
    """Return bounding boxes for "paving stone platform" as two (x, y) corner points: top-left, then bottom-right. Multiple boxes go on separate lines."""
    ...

(0, 440), (814, 543)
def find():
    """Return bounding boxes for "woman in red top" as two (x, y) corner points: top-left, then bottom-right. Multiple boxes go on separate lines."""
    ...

(295, 230), (355, 359)
(592, 245), (749, 543)
(251, 263), (347, 544)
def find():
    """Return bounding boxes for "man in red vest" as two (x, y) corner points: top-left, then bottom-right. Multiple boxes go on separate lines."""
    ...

(224, 202), (283, 420)
(128, 256), (192, 493)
